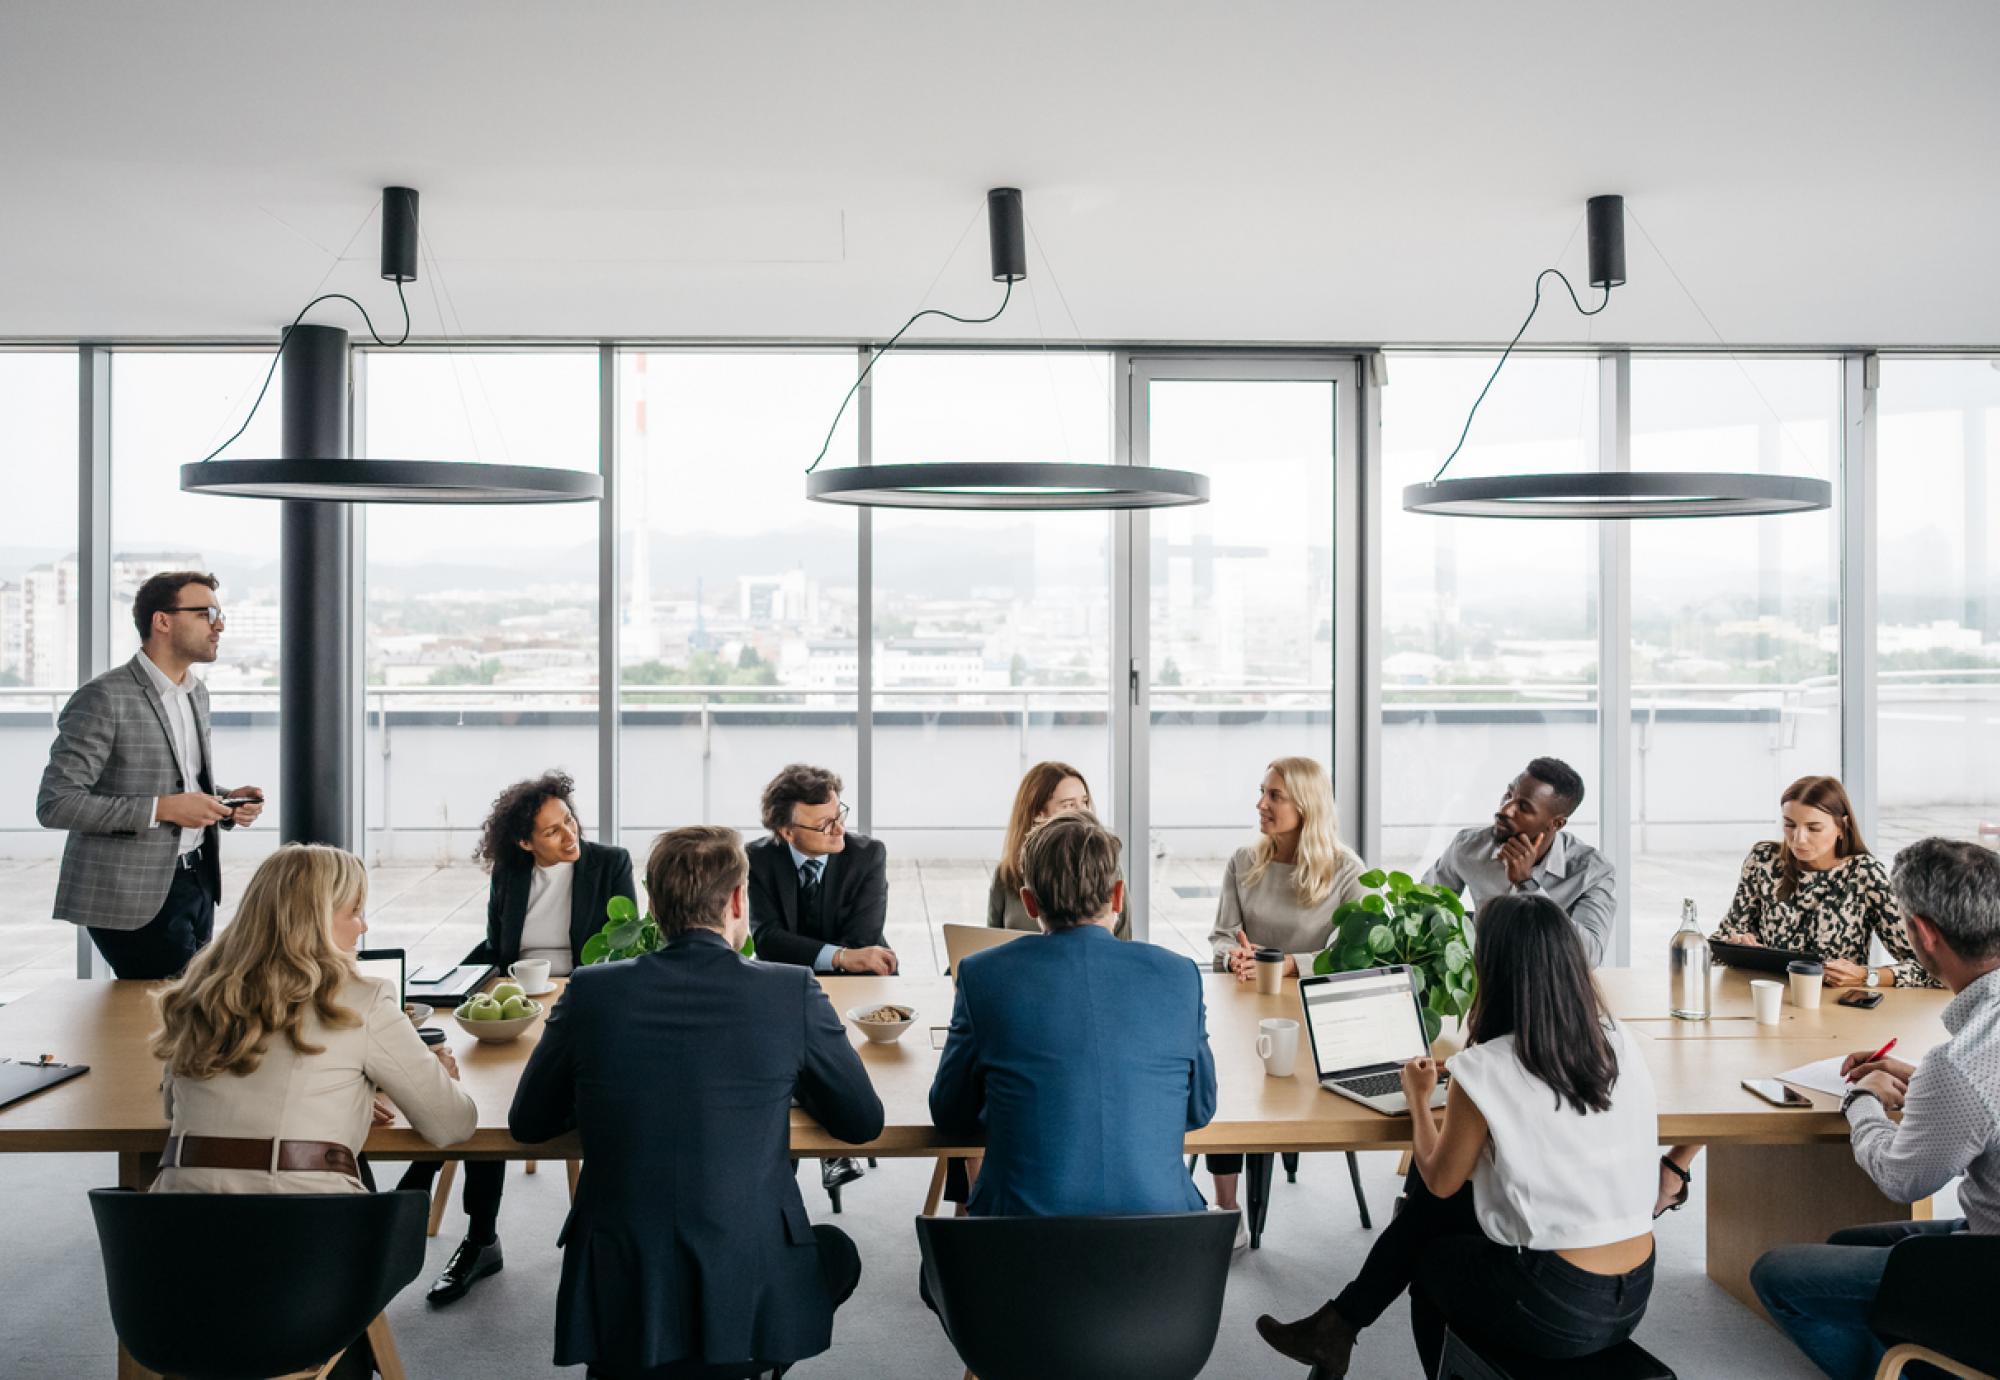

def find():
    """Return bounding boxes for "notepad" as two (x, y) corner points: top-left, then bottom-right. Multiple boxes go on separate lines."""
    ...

(0, 1057), (89, 1110)
(1775, 1055), (1850, 1099)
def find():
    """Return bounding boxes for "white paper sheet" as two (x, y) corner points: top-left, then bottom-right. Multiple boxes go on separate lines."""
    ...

(1776, 1055), (1850, 1099)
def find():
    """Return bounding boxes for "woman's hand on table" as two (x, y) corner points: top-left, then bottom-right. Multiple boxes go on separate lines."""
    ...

(431, 1044), (461, 1080)
(1713, 932), (1758, 947)
(1821, 959), (1878, 989)
(371, 1096), (396, 1127)
(1226, 931), (1256, 981)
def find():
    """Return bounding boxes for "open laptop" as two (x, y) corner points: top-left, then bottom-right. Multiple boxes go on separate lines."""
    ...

(1299, 965), (1449, 1115)
(940, 922), (1027, 980)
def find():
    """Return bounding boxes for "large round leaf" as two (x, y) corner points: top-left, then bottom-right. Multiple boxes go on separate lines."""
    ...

(1358, 868), (1387, 889)
(606, 919), (642, 952)
(1368, 924), (1396, 954)
(580, 933), (610, 966)
(606, 895), (638, 924)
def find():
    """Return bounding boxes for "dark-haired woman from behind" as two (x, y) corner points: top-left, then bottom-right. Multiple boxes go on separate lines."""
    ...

(1257, 895), (1660, 1377)
(395, 770), (635, 1308)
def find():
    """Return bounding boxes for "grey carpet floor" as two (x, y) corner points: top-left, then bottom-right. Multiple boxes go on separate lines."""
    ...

(0, 1147), (1832, 1379)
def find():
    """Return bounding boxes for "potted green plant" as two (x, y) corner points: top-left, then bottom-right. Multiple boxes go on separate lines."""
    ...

(580, 894), (755, 965)
(1312, 868), (1475, 1043)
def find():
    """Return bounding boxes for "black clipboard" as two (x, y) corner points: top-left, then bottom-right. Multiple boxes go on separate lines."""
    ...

(0, 1057), (88, 1110)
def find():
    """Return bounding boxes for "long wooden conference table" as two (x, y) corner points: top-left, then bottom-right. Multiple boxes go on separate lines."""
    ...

(0, 961), (1950, 1377)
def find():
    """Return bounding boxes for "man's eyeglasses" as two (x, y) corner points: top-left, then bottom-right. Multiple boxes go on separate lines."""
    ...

(792, 801), (850, 836)
(166, 606), (225, 627)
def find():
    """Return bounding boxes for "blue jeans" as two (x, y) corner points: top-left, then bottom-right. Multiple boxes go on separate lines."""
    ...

(1751, 1218), (1965, 1379)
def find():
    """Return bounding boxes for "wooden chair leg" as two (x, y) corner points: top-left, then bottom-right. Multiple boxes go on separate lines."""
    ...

(366, 1311), (408, 1380)
(426, 1159), (458, 1238)
(566, 1157), (581, 1199)
(1873, 1342), (1994, 1380)
(525, 1158), (538, 1174)
(923, 1157), (950, 1216)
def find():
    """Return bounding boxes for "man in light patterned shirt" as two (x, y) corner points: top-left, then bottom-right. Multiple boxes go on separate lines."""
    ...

(1752, 837), (2000, 1379)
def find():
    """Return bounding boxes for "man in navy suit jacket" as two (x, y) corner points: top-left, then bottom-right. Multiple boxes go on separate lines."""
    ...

(511, 826), (884, 1380)
(930, 812), (1217, 1218)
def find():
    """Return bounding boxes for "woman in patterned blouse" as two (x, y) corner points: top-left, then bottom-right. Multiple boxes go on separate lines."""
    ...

(1657, 775), (1940, 1218)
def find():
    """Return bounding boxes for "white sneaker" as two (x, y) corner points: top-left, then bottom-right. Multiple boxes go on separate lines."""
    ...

(1232, 1213), (1251, 1251)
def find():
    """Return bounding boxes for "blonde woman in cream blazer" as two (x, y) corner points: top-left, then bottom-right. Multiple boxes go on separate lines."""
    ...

(151, 844), (476, 1196)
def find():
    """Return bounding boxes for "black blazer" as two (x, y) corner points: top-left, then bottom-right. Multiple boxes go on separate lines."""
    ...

(746, 831), (890, 968)
(463, 840), (636, 970)
(509, 930), (884, 1373)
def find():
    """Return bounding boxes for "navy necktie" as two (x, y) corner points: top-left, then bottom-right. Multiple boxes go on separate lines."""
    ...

(799, 858), (825, 933)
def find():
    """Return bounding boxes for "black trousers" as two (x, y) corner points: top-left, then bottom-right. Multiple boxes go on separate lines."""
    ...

(588, 1225), (861, 1380)
(1333, 1169), (1654, 1376)
(1205, 1154), (1246, 1175)
(88, 855), (215, 980)
(395, 1159), (506, 1240)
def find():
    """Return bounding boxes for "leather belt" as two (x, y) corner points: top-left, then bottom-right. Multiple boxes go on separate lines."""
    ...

(161, 1134), (360, 1180)
(176, 845), (204, 871)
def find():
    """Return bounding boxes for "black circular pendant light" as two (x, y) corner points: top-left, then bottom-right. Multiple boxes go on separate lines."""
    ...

(802, 188), (1209, 512)
(1404, 195), (1832, 521)
(181, 187), (602, 505)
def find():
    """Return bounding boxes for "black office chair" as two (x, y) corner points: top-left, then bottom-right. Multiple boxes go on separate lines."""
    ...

(917, 1210), (1237, 1380)
(1869, 1233), (2000, 1379)
(89, 1187), (428, 1380)
(1425, 1327), (1674, 1380)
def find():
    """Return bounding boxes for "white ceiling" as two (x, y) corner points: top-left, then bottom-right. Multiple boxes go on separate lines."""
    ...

(4, 0), (1997, 347)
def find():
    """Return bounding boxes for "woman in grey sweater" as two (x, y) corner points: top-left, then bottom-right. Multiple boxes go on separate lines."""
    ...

(1204, 755), (1368, 1242)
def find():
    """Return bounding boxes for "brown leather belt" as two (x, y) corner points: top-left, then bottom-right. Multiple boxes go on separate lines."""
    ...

(161, 1134), (360, 1180)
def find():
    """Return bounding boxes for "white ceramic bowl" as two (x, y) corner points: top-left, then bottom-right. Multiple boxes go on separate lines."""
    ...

(846, 1003), (917, 1045)
(453, 1000), (545, 1044)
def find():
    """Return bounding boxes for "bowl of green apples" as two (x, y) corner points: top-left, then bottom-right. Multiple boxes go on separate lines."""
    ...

(453, 981), (546, 1044)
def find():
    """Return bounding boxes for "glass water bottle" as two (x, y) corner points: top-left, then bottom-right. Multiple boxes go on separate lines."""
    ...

(1670, 897), (1711, 1021)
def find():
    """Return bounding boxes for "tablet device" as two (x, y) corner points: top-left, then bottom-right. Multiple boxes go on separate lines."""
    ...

(1709, 938), (1821, 975)
(355, 948), (406, 1006)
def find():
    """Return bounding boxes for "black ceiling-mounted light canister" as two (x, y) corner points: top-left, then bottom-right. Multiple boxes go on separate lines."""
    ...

(1586, 193), (1626, 291)
(987, 187), (1027, 283)
(380, 186), (420, 284)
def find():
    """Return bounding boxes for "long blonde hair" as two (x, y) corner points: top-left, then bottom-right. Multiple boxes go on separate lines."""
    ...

(1242, 755), (1347, 908)
(153, 844), (369, 1081)
(998, 761), (1093, 892)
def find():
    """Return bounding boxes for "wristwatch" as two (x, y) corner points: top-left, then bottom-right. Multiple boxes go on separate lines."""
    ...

(1865, 968), (1881, 989)
(1841, 1085), (1882, 1115)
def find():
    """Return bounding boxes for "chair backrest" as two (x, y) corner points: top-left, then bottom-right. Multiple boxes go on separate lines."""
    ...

(916, 1210), (1237, 1380)
(89, 1188), (428, 1380)
(942, 922), (1028, 980)
(1868, 1232), (2000, 1376)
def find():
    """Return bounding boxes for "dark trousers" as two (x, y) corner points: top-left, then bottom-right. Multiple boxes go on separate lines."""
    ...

(395, 1159), (506, 1241)
(88, 855), (215, 979)
(589, 1225), (861, 1380)
(1206, 1154), (1245, 1176)
(1333, 1169), (1653, 1375)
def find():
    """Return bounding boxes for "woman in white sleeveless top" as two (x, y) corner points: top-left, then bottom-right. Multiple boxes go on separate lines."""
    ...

(1257, 894), (1659, 1376)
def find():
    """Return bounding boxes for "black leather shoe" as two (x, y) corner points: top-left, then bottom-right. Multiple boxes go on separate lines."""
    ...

(821, 1157), (864, 1192)
(427, 1236), (503, 1307)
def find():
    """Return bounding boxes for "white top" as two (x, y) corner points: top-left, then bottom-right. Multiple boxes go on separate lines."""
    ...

(1446, 1021), (1659, 1251)
(521, 860), (575, 975)
(154, 974), (476, 1195)
(136, 649), (204, 857)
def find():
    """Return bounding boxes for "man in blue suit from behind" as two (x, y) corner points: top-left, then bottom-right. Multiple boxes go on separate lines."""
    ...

(511, 825), (884, 1380)
(930, 811), (1218, 1218)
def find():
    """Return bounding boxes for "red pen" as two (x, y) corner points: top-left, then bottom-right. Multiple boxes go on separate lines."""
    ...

(1850, 1037), (1897, 1080)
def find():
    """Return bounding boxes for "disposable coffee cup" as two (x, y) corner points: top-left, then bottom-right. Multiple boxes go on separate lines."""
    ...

(510, 959), (553, 994)
(1786, 959), (1824, 1010)
(1751, 978), (1784, 1026)
(1253, 946), (1285, 995)
(1257, 1017), (1300, 1077)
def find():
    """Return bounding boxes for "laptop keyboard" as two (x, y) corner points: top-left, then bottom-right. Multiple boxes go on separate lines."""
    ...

(1336, 1068), (1449, 1100)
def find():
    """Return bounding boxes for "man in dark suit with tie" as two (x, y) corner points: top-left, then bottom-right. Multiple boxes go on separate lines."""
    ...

(745, 764), (895, 1197)
(511, 825), (883, 1380)
(36, 572), (265, 978)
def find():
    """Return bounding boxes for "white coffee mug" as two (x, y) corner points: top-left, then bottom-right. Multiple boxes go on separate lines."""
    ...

(1257, 1017), (1300, 1078)
(510, 959), (553, 994)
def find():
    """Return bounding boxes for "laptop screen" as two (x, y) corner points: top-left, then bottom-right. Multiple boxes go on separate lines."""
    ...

(355, 949), (405, 1007)
(1301, 967), (1430, 1077)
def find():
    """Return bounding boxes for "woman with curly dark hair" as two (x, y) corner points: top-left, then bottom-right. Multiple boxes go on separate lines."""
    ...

(396, 769), (636, 1309)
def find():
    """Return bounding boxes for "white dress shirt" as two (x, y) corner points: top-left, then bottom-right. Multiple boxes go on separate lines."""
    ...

(520, 860), (576, 976)
(136, 649), (204, 857)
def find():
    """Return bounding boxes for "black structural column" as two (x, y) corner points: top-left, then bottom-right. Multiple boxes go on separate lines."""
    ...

(278, 324), (354, 848)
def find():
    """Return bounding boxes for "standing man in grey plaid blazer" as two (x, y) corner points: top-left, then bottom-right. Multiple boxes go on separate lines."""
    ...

(36, 571), (266, 979)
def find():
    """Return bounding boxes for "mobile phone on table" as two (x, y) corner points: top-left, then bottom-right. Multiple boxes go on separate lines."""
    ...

(1839, 990), (1885, 1009)
(1742, 1078), (1812, 1108)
